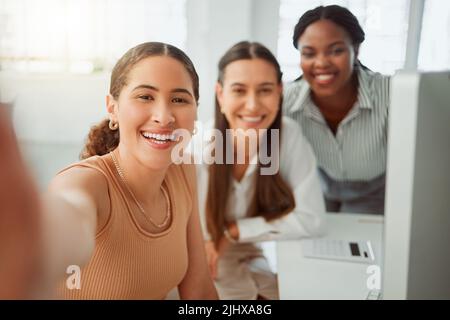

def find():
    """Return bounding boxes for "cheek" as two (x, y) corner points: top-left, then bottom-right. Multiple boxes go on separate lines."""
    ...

(300, 59), (311, 73)
(264, 96), (280, 113)
(175, 107), (197, 130)
(118, 104), (145, 128)
(221, 97), (241, 116)
(223, 109), (236, 126)
(336, 53), (354, 73)
(300, 61), (314, 82)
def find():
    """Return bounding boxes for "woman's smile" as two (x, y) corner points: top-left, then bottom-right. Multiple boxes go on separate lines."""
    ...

(140, 129), (179, 150)
(236, 114), (267, 127)
(313, 71), (338, 85)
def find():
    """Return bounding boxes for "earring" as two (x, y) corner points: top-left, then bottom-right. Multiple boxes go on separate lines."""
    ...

(109, 120), (119, 131)
(192, 125), (198, 135)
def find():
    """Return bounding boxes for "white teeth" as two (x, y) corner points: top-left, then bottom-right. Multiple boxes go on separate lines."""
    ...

(240, 116), (263, 123)
(152, 140), (167, 145)
(316, 74), (334, 81)
(142, 132), (176, 141)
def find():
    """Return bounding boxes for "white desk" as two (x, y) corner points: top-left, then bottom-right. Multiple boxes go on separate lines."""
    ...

(276, 213), (384, 300)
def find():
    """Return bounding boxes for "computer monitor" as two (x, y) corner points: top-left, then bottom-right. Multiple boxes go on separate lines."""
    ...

(383, 71), (450, 299)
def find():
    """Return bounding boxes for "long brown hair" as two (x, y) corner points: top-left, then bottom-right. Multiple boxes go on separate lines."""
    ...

(80, 42), (199, 159)
(206, 41), (295, 246)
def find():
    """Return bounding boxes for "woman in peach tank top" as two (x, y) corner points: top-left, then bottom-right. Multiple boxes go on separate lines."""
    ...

(30, 42), (217, 299)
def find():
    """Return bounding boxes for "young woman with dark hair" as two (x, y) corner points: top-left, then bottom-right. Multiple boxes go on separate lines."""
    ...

(196, 41), (325, 300)
(1, 42), (218, 299)
(284, 5), (391, 215)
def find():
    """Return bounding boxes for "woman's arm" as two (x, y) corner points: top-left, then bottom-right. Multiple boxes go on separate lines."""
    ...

(0, 109), (104, 298)
(0, 108), (42, 299)
(178, 164), (218, 300)
(37, 167), (107, 296)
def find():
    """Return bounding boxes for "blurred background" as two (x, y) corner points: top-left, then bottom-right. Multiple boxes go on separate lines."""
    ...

(0, 0), (449, 189)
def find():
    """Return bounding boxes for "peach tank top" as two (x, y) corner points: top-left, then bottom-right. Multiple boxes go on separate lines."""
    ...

(56, 154), (192, 299)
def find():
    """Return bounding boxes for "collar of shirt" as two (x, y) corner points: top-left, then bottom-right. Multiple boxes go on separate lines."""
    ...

(196, 122), (260, 189)
(231, 154), (259, 190)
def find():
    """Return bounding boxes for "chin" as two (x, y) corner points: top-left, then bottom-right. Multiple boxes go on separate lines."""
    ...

(312, 86), (340, 98)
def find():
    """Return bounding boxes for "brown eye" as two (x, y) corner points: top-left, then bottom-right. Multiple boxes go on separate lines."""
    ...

(331, 48), (345, 55)
(259, 88), (273, 94)
(138, 95), (153, 101)
(301, 51), (314, 59)
(172, 97), (189, 104)
(233, 88), (245, 95)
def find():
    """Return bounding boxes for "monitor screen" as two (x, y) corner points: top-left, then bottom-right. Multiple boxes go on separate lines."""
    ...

(383, 71), (450, 299)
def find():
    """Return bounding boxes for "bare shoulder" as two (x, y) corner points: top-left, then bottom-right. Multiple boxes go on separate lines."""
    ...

(49, 165), (108, 198)
(48, 164), (110, 227)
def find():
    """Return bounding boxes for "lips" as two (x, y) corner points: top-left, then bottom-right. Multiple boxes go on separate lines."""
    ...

(141, 131), (177, 142)
(313, 72), (337, 85)
(140, 130), (178, 149)
(238, 115), (266, 123)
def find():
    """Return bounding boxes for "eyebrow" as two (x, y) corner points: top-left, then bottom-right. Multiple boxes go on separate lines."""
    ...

(300, 41), (346, 50)
(132, 84), (194, 98)
(230, 82), (276, 87)
(259, 82), (276, 86)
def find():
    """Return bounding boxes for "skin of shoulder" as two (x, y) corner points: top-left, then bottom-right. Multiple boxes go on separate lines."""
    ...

(48, 165), (110, 234)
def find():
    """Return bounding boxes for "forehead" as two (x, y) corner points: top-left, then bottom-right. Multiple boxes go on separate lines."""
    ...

(298, 19), (352, 47)
(125, 56), (193, 91)
(223, 58), (278, 84)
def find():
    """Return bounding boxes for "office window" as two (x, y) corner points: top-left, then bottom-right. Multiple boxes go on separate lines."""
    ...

(0, 0), (186, 73)
(418, 0), (450, 71)
(278, 0), (411, 81)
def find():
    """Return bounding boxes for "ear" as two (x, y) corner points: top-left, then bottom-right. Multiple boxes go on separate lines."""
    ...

(215, 82), (225, 113)
(106, 94), (118, 121)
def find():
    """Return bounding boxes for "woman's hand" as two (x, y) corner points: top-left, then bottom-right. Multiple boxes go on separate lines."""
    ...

(0, 107), (42, 299)
(204, 222), (239, 280)
(204, 235), (233, 280)
(204, 241), (220, 279)
(226, 221), (240, 241)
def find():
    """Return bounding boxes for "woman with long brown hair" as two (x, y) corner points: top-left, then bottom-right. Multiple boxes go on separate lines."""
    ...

(0, 42), (218, 299)
(195, 41), (326, 300)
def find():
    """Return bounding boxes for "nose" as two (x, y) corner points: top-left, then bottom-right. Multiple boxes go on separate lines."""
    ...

(314, 53), (331, 68)
(245, 92), (259, 112)
(151, 101), (175, 126)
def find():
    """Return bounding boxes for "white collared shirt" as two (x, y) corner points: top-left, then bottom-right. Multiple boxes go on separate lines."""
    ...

(194, 117), (326, 243)
(283, 67), (391, 181)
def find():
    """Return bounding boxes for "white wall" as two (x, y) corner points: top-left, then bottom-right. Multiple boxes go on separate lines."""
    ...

(0, 72), (110, 189)
(0, 0), (281, 188)
(0, 72), (109, 142)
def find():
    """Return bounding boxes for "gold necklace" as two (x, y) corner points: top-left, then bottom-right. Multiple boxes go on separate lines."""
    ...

(110, 151), (171, 229)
